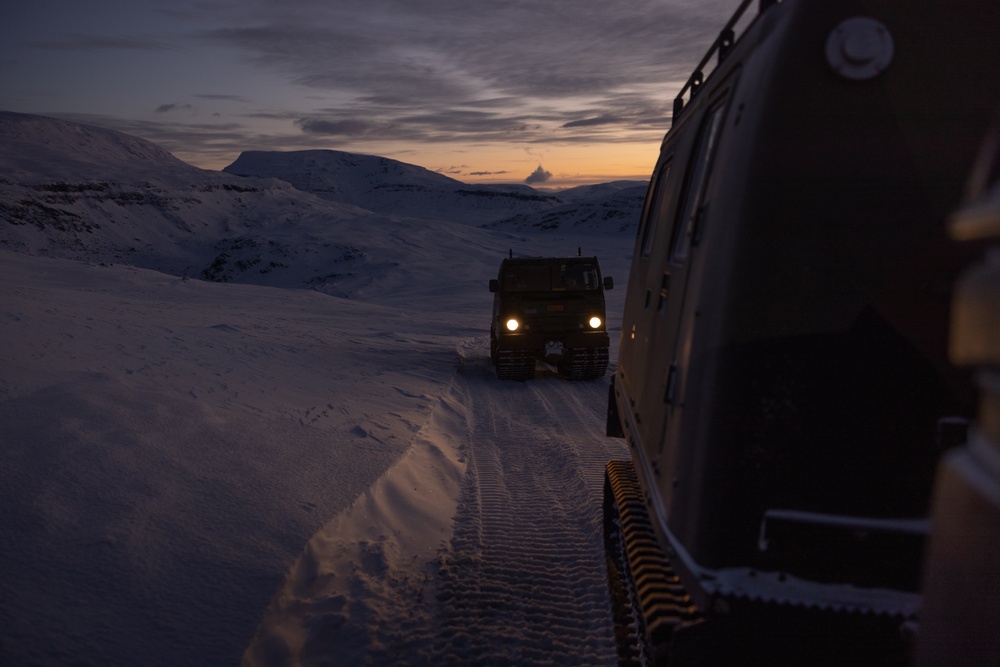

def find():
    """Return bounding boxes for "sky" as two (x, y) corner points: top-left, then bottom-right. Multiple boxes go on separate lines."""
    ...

(0, 0), (736, 187)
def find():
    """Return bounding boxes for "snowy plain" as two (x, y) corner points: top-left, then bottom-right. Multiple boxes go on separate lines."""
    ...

(0, 111), (641, 666)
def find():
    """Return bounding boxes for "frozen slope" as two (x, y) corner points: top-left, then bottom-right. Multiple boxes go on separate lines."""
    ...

(0, 251), (471, 666)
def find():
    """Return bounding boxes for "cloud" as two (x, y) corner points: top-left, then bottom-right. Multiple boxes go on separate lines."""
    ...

(525, 165), (552, 185)
(291, 108), (541, 144)
(155, 104), (194, 114)
(14, 0), (738, 172)
(469, 170), (510, 176)
(196, 0), (736, 145)
(435, 165), (468, 175)
(28, 34), (176, 52)
(562, 115), (621, 129)
(195, 94), (252, 103)
(296, 118), (376, 137)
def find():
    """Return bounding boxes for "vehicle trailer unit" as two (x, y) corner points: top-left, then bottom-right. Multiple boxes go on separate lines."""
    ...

(604, 0), (1000, 664)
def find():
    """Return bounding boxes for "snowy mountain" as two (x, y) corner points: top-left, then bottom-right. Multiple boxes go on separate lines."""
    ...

(223, 149), (564, 224)
(224, 148), (646, 230)
(1, 112), (643, 295)
(0, 112), (366, 280)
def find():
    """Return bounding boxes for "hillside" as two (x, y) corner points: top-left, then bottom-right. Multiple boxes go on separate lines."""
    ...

(225, 149), (645, 229)
(0, 112), (643, 293)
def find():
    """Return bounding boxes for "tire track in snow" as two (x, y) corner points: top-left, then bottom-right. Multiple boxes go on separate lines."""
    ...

(429, 349), (630, 665)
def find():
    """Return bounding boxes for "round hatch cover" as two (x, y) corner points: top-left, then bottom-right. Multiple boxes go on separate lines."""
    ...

(826, 17), (894, 81)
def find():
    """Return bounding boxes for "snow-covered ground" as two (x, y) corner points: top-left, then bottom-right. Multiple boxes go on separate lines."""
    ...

(0, 112), (639, 665)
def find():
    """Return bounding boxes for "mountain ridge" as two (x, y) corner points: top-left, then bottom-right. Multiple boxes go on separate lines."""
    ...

(0, 111), (643, 293)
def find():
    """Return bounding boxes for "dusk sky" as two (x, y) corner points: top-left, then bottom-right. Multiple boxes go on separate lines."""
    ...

(1, 0), (735, 187)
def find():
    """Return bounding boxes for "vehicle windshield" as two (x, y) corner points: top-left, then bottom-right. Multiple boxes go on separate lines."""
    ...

(503, 262), (600, 292)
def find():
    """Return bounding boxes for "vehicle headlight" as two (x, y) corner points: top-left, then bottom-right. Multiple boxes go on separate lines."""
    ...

(589, 316), (602, 329)
(506, 318), (520, 331)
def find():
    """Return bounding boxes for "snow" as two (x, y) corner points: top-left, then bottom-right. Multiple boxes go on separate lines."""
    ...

(0, 111), (639, 665)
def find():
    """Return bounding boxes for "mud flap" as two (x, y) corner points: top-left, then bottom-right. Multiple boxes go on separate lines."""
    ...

(607, 375), (624, 437)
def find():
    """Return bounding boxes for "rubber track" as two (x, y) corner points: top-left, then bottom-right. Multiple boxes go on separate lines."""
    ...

(561, 346), (610, 381)
(496, 348), (535, 381)
(604, 460), (703, 665)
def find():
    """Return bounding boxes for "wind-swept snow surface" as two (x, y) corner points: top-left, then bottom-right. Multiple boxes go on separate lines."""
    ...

(0, 112), (638, 666)
(0, 252), (469, 666)
(244, 346), (629, 665)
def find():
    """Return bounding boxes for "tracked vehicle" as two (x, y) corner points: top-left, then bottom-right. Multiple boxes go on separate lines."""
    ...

(489, 253), (613, 381)
(603, 0), (1000, 664)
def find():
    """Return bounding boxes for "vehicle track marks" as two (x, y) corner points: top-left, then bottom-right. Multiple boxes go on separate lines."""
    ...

(429, 354), (629, 665)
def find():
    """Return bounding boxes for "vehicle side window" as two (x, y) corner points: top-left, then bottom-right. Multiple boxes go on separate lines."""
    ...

(669, 101), (726, 263)
(638, 159), (672, 258)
